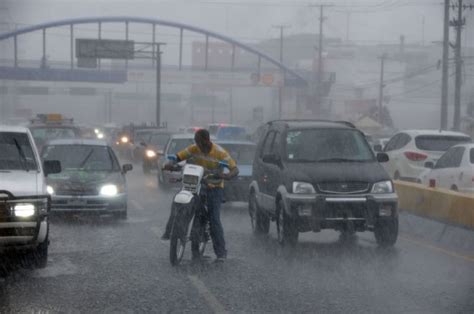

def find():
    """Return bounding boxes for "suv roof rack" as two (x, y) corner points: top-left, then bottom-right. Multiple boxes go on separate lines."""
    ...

(267, 119), (356, 129)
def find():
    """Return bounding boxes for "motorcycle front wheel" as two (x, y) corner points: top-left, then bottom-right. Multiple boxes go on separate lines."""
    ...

(169, 209), (190, 266)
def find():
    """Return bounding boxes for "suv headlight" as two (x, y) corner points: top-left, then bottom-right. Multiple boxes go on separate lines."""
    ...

(371, 180), (394, 194)
(100, 184), (118, 196)
(292, 182), (315, 194)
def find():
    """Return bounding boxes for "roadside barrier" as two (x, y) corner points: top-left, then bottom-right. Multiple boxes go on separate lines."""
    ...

(394, 180), (474, 230)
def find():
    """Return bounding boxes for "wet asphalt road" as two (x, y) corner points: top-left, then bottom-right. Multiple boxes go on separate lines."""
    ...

(1, 169), (473, 313)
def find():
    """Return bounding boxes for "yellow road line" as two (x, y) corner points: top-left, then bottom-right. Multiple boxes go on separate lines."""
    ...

(400, 235), (474, 263)
(188, 275), (228, 314)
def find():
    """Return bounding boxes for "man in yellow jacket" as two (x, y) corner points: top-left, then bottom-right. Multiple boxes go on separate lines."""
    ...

(163, 129), (239, 262)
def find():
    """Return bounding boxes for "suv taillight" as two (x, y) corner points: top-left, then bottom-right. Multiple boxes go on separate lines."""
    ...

(404, 151), (428, 161)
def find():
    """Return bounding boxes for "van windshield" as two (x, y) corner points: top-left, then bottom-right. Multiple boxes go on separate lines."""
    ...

(0, 132), (38, 171)
(285, 129), (375, 162)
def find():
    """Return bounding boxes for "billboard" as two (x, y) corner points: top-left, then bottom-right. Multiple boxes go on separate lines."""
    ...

(76, 39), (135, 60)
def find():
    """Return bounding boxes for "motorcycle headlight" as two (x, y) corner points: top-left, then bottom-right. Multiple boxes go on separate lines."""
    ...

(146, 150), (156, 158)
(371, 180), (394, 194)
(292, 182), (315, 194)
(14, 203), (35, 217)
(46, 185), (54, 195)
(100, 184), (118, 196)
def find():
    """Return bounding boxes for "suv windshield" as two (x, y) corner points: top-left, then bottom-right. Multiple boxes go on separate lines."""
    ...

(42, 144), (120, 172)
(415, 135), (471, 151)
(285, 129), (375, 162)
(0, 132), (38, 171)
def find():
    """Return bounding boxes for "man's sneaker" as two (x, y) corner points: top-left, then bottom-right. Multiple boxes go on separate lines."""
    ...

(214, 257), (226, 263)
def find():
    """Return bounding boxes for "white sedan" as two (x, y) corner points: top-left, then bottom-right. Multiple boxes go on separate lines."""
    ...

(420, 143), (474, 193)
(383, 129), (471, 182)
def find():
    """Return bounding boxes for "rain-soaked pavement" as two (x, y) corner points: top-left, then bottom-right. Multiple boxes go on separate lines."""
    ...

(1, 169), (473, 313)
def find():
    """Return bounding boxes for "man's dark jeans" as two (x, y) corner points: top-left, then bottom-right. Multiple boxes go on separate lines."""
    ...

(207, 187), (226, 258)
(163, 187), (227, 258)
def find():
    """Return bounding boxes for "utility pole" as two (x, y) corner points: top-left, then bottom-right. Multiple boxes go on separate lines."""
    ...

(378, 53), (388, 126)
(309, 4), (333, 114)
(272, 24), (290, 119)
(155, 43), (166, 127)
(441, 0), (449, 130)
(450, 1), (474, 130)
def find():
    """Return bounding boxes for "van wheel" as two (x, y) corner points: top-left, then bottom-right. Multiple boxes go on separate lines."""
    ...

(276, 200), (298, 246)
(374, 218), (398, 247)
(249, 192), (269, 235)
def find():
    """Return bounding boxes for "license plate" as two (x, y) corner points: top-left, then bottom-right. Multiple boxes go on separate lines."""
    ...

(69, 198), (85, 206)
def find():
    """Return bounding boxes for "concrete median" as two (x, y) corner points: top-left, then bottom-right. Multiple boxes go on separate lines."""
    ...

(394, 180), (474, 229)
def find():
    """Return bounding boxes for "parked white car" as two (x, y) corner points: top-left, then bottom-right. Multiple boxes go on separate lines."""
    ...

(0, 125), (61, 268)
(419, 143), (474, 193)
(383, 130), (471, 181)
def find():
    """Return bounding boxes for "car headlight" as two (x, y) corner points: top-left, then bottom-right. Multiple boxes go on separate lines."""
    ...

(100, 184), (118, 196)
(97, 133), (104, 139)
(14, 203), (35, 217)
(121, 136), (129, 143)
(46, 185), (54, 195)
(371, 180), (394, 194)
(146, 150), (156, 158)
(292, 182), (315, 194)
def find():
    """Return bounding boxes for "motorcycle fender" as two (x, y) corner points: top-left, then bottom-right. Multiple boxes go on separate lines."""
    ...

(174, 190), (194, 204)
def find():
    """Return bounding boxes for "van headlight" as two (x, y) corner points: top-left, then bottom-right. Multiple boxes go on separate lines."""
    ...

(292, 182), (315, 194)
(146, 150), (156, 158)
(14, 203), (35, 217)
(100, 184), (118, 196)
(46, 185), (54, 195)
(371, 181), (394, 194)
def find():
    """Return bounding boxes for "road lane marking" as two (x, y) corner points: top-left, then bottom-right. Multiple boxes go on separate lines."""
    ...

(400, 235), (474, 263)
(359, 234), (474, 263)
(130, 200), (144, 211)
(188, 275), (228, 314)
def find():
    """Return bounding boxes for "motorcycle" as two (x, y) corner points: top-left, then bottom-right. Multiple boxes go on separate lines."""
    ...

(166, 156), (228, 266)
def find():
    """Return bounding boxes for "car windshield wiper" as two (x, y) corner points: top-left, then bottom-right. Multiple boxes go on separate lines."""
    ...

(13, 138), (29, 172)
(79, 149), (94, 168)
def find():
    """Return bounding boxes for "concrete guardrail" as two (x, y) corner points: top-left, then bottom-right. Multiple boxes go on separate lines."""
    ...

(394, 180), (474, 230)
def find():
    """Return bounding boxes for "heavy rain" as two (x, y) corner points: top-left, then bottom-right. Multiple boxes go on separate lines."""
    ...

(0, 0), (473, 313)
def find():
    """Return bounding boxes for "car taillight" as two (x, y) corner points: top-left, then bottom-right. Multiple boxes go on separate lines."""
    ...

(404, 151), (428, 161)
(429, 179), (436, 188)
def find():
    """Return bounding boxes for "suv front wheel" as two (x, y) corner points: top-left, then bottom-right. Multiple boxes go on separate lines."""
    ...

(276, 200), (298, 246)
(374, 218), (398, 247)
(249, 192), (269, 235)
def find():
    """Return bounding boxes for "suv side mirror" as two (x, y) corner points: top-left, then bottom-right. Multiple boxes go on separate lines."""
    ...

(262, 153), (280, 165)
(424, 161), (434, 169)
(43, 160), (61, 176)
(122, 164), (133, 173)
(376, 153), (389, 163)
(373, 144), (383, 152)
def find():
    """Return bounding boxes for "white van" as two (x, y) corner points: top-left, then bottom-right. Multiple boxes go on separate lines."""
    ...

(0, 125), (61, 268)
